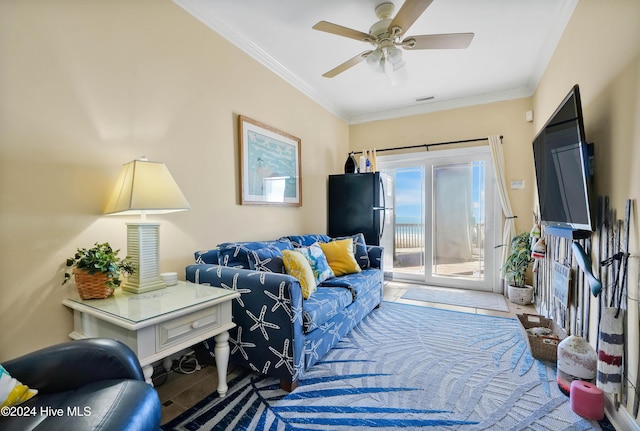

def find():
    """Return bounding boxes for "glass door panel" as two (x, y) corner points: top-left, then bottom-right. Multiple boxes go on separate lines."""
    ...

(432, 161), (485, 281)
(392, 166), (425, 279)
(378, 146), (499, 292)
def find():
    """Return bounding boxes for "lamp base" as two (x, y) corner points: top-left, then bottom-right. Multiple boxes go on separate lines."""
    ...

(121, 278), (167, 294)
(123, 222), (167, 294)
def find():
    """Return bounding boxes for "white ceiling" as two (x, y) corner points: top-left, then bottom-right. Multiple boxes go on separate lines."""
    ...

(173, 0), (577, 124)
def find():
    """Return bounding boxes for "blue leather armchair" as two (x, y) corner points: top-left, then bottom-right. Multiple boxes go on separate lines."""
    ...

(1, 338), (161, 431)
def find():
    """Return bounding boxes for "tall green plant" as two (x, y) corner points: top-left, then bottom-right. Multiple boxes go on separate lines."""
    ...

(502, 232), (534, 287)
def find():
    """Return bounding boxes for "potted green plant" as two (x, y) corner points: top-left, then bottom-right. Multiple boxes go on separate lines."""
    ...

(503, 232), (535, 304)
(63, 242), (136, 299)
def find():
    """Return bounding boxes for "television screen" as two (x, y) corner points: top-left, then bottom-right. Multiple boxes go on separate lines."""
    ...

(532, 84), (593, 231)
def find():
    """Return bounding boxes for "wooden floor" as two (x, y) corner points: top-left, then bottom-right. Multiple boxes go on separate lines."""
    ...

(156, 281), (536, 425)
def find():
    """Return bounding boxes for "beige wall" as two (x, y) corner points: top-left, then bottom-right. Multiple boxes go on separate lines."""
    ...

(350, 98), (536, 234)
(533, 0), (640, 424)
(0, 0), (348, 360)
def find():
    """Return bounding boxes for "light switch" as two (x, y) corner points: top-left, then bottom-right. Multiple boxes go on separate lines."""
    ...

(525, 110), (534, 122)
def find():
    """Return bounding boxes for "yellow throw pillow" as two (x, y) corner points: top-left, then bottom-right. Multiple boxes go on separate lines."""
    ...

(0, 365), (37, 407)
(319, 238), (362, 276)
(282, 250), (317, 299)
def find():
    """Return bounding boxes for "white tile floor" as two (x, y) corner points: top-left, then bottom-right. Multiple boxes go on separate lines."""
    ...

(384, 280), (537, 317)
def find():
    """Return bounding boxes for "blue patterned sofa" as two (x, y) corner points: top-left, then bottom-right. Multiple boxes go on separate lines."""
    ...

(185, 234), (384, 391)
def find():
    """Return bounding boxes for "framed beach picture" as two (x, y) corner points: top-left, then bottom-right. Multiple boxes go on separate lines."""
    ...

(238, 115), (302, 206)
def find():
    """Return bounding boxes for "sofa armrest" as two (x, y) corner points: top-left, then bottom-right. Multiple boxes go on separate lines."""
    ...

(3, 339), (145, 394)
(186, 264), (305, 385)
(367, 245), (384, 271)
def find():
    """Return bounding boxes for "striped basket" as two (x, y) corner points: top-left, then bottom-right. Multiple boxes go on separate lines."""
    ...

(73, 269), (113, 300)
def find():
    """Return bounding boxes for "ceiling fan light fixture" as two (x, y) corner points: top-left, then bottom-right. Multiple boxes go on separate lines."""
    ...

(373, 59), (386, 73)
(391, 58), (406, 71)
(387, 46), (403, 64)
(366, 49), (385, 73)
(385, 60), (408, 86)
(386, 46), (405, 70)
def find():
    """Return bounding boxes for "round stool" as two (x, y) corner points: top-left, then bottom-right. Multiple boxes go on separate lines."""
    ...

(570, 380), (604, 420)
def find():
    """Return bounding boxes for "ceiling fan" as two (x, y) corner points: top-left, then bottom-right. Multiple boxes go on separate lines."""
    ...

(312, 0), (474, 83)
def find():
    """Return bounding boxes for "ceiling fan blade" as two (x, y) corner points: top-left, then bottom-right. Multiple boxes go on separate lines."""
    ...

(322, 51), (372, 78)
(313, 21), (372, 42)
(403, 33), (474, 50)
(389, 0), (433, 36)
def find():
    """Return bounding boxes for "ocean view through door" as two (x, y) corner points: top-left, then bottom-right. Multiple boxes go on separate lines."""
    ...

(378, 147), (500, 291)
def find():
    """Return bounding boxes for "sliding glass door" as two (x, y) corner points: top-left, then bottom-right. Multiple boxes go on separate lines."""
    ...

(378, 146), (501, 292)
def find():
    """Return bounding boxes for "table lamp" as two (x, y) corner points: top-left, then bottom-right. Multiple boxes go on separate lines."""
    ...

(104, 156), (190, 294)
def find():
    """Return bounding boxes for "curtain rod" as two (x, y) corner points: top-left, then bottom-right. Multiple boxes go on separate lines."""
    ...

(352, 135), (503, 154)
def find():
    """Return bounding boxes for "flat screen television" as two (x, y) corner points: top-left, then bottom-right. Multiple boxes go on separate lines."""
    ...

(532, 84), (593, 232)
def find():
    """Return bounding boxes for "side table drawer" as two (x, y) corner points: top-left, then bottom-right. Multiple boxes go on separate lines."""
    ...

(157, 305), (220, 352)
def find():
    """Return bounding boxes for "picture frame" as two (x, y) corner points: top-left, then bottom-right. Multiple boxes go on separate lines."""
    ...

(238, 115), (302, 206)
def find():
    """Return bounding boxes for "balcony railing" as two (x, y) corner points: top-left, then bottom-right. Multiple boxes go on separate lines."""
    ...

(394, 223), (485, 251)
(395, 223), (424, 248)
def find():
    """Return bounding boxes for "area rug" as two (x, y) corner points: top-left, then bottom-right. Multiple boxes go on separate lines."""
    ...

(399, 284), (510, 312)
(161, 302), (603, 431)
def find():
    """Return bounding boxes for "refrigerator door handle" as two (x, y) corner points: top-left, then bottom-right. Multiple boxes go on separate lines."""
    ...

(379, 175), (386, 240)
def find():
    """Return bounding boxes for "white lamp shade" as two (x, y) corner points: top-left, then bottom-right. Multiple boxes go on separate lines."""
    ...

(104, 158), (190, 216)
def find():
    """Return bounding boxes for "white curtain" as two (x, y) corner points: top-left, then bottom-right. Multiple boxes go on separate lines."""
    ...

(488, 134), (516, 294)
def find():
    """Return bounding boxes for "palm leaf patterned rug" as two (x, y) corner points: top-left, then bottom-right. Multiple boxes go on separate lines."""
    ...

(162, 302), (606, 430)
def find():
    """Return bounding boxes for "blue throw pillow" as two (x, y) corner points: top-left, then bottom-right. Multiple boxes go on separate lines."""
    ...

(297, 243), (334, 284)
(333, 233), (369, 269)
(247, 247), (286, 273)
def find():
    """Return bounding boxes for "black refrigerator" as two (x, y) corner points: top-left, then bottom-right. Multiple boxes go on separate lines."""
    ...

(327, 172), (391, 246)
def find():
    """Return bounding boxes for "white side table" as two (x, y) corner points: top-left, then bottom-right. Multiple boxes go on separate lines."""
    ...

(63, 281), (239, 397)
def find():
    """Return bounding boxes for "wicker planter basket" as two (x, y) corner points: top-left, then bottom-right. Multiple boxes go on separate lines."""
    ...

(517, 313), (567, 362)
(73, 269), (113, 300)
